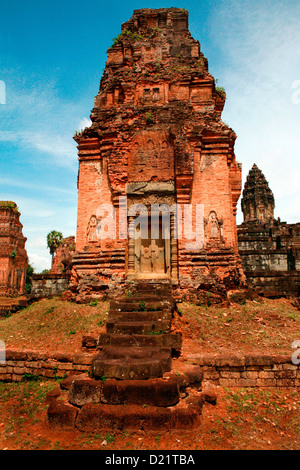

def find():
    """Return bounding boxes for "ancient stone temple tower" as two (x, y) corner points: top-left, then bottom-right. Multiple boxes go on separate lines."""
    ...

(241, 164), (275, 224)
(0, 202), (28, 295)
(238, 165), (300, 297)
(70, 8), (245, 300)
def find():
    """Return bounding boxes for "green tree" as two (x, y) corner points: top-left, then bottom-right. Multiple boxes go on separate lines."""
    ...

(47, 231), (63, 266)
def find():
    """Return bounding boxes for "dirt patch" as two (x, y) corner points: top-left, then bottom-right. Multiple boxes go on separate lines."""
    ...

(0, 379), (299, 450)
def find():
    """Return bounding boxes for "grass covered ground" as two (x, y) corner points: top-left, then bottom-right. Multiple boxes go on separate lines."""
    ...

(0, 295), (299, 355)
(0, 378), (299, 450)
(177, 296), (300, 355)
(0, 297), (109, 353)
(0, 295), (300, 450)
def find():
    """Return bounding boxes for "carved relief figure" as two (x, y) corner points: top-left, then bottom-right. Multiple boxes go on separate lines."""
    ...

(140, 239), (164, 273)
(209, 211), (219, 238)
(86, 215), (98, 243)
(205, 211), (223, 243)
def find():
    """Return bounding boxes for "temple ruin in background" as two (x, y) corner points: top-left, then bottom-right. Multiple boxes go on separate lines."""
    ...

(237, 164), (300, 297)
(0, 201), (28, 315)
(30, 236), (76, 300)
(0, 201), (28, 296)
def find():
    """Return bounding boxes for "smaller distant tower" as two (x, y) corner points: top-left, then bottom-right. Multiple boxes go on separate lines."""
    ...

(241, 164), (275, 224)
(0, 201), (28, 295)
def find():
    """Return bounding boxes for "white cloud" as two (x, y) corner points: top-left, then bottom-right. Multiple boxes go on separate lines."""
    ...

(7, 196), (55, 219)
(0, 131), (18, 142)
(29, 252), (51, 273)
(0, 74), (85, 169)
(208, 0), (300, 224)
(77, 117), (92, 131)
(0, 176), (75, 195)
(19, 131), (77, 169)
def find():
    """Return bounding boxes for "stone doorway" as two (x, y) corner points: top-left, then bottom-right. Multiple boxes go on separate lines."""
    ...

(135, 214), (170, 279)
(127, 210), (178, 281)
(126, 182), (178, 281)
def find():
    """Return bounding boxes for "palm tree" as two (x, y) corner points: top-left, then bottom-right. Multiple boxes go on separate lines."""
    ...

(47, 230), (63, 267)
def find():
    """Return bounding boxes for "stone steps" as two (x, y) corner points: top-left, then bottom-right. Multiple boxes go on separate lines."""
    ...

(92, 346), (172, 380)
(97, 332), (182, 350)
(106, 320), (171, 335)
(109, 309), (172, 322)
(47, 392), (203, 432)
(75, 401), (202, 432)
(0, 297), (27, 317)
(67, 376), (180, 407)
(110, 299), (174, 311)
(46, 280), (204, 431)
(47, 364), (205, 431)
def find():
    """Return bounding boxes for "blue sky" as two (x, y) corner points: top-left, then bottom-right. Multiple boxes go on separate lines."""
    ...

(0, 0), (299, 272)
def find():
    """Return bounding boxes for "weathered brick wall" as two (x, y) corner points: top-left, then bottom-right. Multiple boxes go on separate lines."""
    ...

(1, 348), (299, 388)
(51, 236), (75, 274)
(31, 274), (70, 299)
(0, 349), (93, 382)
(182, 353), (300, 388)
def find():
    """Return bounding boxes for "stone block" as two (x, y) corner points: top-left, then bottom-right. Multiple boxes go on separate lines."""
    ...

(92, 346), (172, 380)
(238, 378), (257, 387)
(75, 402), (201, 432)
(220, 371), (241, 379)
(0, 373), (12, 381)
(102, 378), (180, 407)
(256, 378), (276, 387)
(258, 371), (274, 379)
(13, 367), (26, 375)
(45, 386), (62, 404)
(11, 374), (23, 382)
(276, 378), (295, 387)
(73, 353), (94, 366)
(219, 378), (238, 387)
(60, 373), (88, 390)
(47, 397), (78, 429)
(69, 378), (103, 407)
(241, 371), (259, 379)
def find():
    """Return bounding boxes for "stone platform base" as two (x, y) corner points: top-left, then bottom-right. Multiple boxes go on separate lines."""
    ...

(46, 365), (206, 432)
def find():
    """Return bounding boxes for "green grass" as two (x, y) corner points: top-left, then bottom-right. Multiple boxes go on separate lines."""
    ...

(178, 297), (300, 353)
(0, 378), (57, 448)
(0, 298), (109, 352)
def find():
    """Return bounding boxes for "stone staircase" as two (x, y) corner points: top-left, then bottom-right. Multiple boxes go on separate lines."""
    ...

(47, 281), (205, 432)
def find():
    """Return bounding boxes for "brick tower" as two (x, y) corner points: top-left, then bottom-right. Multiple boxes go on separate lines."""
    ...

(0, 201), (28, 295)
(70, 8), (245, 300)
